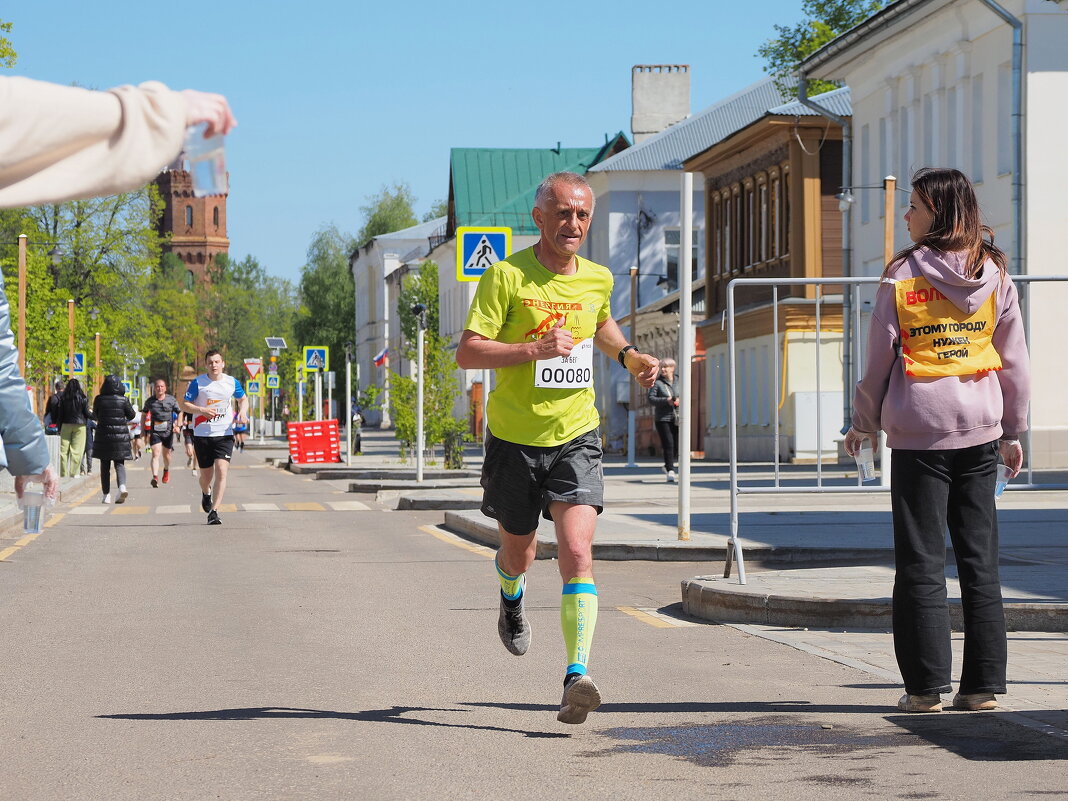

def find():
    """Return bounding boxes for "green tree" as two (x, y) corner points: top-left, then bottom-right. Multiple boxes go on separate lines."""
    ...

(389, 261), (466, 465)
(422, 199), (448, 223)
(758, 0), (885, 99)
(356, 182), (418, 244)
(1, 19), (16, 69)
(293, 225), (355, 372)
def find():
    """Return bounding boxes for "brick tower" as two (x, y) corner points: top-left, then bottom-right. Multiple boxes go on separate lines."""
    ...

(154, 168), (229, 285)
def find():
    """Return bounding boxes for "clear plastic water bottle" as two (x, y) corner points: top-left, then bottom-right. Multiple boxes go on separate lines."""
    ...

(994, 463), (1011, 497)
(20, 489), (44, 534)
(855, 441), (876, 482)
(183, 122), (228, 197)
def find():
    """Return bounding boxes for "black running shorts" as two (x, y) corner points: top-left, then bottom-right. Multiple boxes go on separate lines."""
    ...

(149, 432), (174, 449)
(192, 435), (235, 468)
(480, 428), (603, 535)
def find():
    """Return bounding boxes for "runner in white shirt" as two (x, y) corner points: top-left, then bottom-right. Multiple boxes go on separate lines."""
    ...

(181, 349), (248, 525)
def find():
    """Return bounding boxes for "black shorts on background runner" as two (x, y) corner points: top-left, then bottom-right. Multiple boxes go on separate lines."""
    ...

(150, 432), (174, 449)
(480, 428), (604, 535)
(193, 435), (235, 468)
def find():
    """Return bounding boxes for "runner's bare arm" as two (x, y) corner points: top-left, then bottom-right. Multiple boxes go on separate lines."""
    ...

(593, 318), (659, 388)
(236, 394), (249, 424)
(456, 324), (572, 369)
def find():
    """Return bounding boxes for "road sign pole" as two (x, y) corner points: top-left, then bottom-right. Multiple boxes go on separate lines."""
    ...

(259, 389), (266, 443)
(315, 371), (322, 422)
(327, 372), (333, 422)
(416, 325), (424, 484)
(299, 382), (304, 422)
(345, 359), (352, 466)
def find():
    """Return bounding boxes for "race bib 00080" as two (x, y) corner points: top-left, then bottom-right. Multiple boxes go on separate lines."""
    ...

(534, 338), (594, 388)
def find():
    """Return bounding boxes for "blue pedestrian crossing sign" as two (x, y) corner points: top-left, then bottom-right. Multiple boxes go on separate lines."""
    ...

(303, 346), (329, 372)
(246, 380), (264, 397)
(457, 227), (510, 282)
(265, 374), (280, 389)
(63, 352), (87, 376)
(121, 380), (133, 396)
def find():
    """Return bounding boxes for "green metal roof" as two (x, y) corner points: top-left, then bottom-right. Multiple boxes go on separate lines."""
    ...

(448, 135), (628, 236)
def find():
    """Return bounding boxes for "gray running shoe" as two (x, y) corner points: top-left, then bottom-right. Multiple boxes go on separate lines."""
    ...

(498, 591), (530, 656)
(558, 674), (601, 724)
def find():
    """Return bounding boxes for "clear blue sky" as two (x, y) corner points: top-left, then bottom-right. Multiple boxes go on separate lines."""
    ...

(6, 1), (806, 284)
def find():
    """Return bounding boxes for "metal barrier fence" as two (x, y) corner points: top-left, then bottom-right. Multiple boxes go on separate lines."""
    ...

(723, 274), (1068, 584)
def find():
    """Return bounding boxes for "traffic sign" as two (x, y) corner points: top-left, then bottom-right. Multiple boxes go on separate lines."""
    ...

(63, 352), (87, 377)
(243, 358), (263, 380)
(246, 379), (264, 397)
(303, 346), (329, 372)
(457, 226), (510, 282)
(121, 380), (133, 396)
(266, 374), (280, 389)
(295, 363), (305, 382)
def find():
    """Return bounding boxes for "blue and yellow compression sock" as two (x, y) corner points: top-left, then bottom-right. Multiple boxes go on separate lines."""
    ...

(561, 577), (598, 677)
(496, 556), (525, 605)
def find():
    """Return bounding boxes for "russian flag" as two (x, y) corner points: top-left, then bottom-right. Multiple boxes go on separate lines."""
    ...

(373, 346), (388, 367)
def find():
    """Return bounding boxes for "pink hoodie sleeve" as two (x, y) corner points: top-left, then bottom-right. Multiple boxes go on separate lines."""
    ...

(993, 276), (1030, 437)
(851, 280), (899, 434)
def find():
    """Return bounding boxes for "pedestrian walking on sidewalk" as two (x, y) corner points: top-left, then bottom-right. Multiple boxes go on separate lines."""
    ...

(844, 167), (1031, 714)
(456, 171), (660, 725)
(92, 375), (135, 504)
(57, 378), (92, 478)
(182, 350), (248, 526)
(648, 358), (680, 482)
(142, 378), (180, 487)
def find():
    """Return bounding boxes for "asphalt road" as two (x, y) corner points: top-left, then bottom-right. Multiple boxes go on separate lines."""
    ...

(1, 453), (1065, 800)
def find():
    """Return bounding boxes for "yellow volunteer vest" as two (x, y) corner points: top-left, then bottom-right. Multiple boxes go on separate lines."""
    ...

(895, 276), (1001, 377)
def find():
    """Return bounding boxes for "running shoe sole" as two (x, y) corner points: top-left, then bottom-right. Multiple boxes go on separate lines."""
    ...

(498, 593), (530, 656)
(117, 490), (128, 504)
(558, 675), (601, 724)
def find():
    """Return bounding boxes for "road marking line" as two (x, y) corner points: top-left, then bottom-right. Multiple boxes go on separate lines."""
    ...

(327, 501), (370, 511)
(112, 506), (151, 515)
(617, 606), (696, 628)
(0, 546), (19, 561)
(419, 525), (494, 558)
(69, 507), (109, 515)
(44, 513), (64, 528)
(285, 502), (325, 511)
(216, 504), (237, 513)
(15, 533), (39, 547)
(157, 505), (193, 514)
(243, 503), (280, 512)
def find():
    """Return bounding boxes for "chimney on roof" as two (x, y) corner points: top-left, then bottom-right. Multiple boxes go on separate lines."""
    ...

(631, 65), (690, 144)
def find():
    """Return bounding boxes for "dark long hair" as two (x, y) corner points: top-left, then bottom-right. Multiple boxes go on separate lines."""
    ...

(59, 378), (86, 416)
(887, 167), (1007, 278)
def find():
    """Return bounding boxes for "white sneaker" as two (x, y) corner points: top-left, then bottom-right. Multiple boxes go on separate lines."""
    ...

(117, 485), (128, 504)
(666, 470), (677, 483)
(102, 493), (112, 504)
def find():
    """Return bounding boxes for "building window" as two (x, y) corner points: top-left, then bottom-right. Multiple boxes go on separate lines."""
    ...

(744, 183), (755, 269)
(758, 180), (768, 262)
(186, 270), (195, 290)
(664, 228), (701, 291)
(213, 206), (220, 227)
(782, 170), (791, 257)
(769, 173), (780, 259)
(185, 205), (193, 226)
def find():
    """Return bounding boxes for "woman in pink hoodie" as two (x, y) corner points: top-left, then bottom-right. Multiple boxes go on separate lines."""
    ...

(844, 167), (1030, 714)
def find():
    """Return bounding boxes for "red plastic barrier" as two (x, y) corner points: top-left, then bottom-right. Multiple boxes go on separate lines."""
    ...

(287, 419), (341, 464)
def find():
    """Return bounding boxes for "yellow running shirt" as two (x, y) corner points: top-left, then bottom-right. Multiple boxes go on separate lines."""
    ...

(895, 276), (1001, 377)
(464, 247), (613, 447)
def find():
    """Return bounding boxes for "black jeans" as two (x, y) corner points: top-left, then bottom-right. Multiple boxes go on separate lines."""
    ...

(890, 442), (1006, 696)
(99, 459), (127, 496)
(654, 419), (679, 472)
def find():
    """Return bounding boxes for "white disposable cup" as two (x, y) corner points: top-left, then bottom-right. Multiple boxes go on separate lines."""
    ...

(21, 489), (44, 534)
(994, 463), (1011, 497)
(855, 442), (876, 482)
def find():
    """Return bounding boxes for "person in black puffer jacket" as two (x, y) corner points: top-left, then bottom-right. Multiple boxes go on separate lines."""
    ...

(92, 374), (135, 503)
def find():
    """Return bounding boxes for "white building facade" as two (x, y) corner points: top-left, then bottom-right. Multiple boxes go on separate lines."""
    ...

(802, 0), (1068, 467)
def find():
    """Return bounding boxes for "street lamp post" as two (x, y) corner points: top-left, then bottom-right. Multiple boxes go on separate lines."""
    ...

(5, 235), (61, 382)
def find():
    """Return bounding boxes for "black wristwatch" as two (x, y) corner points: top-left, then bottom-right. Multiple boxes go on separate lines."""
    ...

(617, 345), (638, 366)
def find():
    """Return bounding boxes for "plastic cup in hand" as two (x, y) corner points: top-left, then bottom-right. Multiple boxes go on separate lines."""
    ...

(855, 441), (876, 482)
(994, 463), (1011, 497)
(20, 489), (44, 534)
(183, 122), (228, 197)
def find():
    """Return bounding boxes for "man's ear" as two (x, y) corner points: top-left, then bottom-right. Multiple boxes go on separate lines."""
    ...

(531, 205), (543, 231)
